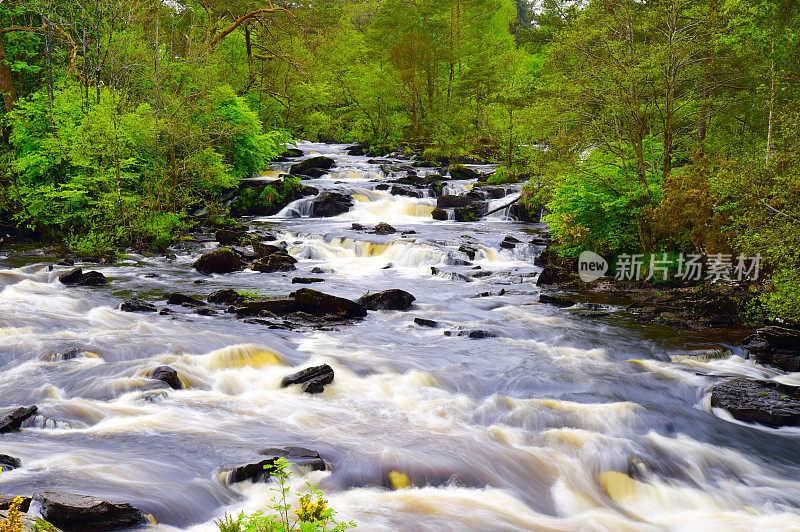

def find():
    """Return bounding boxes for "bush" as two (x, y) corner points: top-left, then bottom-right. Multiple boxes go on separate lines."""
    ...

(215, 458), (356, 532)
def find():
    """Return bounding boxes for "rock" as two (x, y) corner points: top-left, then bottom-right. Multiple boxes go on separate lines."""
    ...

(230, 180), (317, 217)
(0, 454), (21, 470)
(232, 299), (297, 317)
(710, 378), (800, 427)
(119, 298), (157, 313)
(310, 192), (354, 217)
(215, 229), (246, 245)
(0, 495), (31, 512)
(32, 491), (148, 531)
(373, 222), (396, 235)
(252, 242), (286, 257)
(414, 318), (438, 328)
(193, 248), (242, 274)
(539, 294), (576, 308)
(251, 253), (297, 272)
(346, 144), (366, 156)
(281, 364), (335, 394)
(290, 289), (367, 318)
(291, 277), (325, 284)
(358, 289), (416, 311)
(166, 292), (206, 307)
(56, 258), (75, 266)
(259, 447), (327, 471)
(351, 223), (365, 231)
(284, 147), (304, 158)
(58, 268), (108, 286)
(290, 156), (336, 176)
(459, 245), (478, 260)
(150, 366), (182, 390)
(453, 205), (483, 222)
(223, 459), (279, 484)
(742, 326), (800, 372)
(536, 265), (577, 286)
(448, 165), (480, 180)
(466, 330), (496, 339)
(500, 235), (521, 249)
(431, 208), (449, 221)
(0, 406), (37, 433)
(208, 289), (244, 305)
(437, 195), (473, 209)
(390, 185), (423, 198)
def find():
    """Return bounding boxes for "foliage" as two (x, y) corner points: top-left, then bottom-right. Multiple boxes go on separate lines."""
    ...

(237, 289), (262, 300)
(215, 458), (356, 532)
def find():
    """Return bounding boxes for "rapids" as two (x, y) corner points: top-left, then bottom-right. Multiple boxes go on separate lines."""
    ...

(1, 143), (800, 531)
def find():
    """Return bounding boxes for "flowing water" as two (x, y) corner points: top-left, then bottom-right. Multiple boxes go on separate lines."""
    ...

(1, 143), (800, 531)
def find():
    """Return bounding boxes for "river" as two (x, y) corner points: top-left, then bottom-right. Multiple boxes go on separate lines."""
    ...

(1, 143), (800, 531)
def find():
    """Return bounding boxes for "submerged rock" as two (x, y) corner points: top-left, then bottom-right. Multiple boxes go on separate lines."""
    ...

(281, 364), (335, 394)
(0, 454), (21, 470)
(711, 378), (800, 428)
(32, 491), (148, 531)
(414, 318), (439, 328)
(373, 222), (397, 235)
(207, 289), (244, 305)
(539, 294), (576, 308)
(232, 299), (298, 317)
(166, 292), (206, 308)
(358, 289), (416, 311)
(290, 288), (367, 318)
(259, 447), (327, 471)
(742, 326), (800, 372)
(193, 248), (242, 274)
(291, 277), (325, 284)
(119, 298), (157, 313)
(0, 405), (37, 433)
(58, 268), (108, 286)
(150, 366), (183, 390)
(500, 235), (521, 249)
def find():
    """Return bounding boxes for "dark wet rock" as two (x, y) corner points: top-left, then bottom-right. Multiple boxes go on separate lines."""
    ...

(509, 203), (537, 222)
(56, 348), (83, 360)
(430, 267), (472, 282)
(414, 318), (438, 328)
(58, 268), (107, 286)
(390, 185), (423, 198)
(290, 156), (335, 176)
(437, 195), (473, 209)
(252, 242), (287, 257)
(215, 229), (247, 246)
(56, 258), (75, 266)
(292, 277), (325, 284)
(281, 364), (335, 394)
(382, 263), (393, 269)
(0, 495), (31, 512)
(259, 447), (327, 470)
(536, 265), (578, 286)
(232, 299), (297, 317)
(0, 406), (37, 433)
(208, 289), (244, 305)
(358, 289), (416, 311)
(284, 147), (304, 158)
(459, 245), (478, 260)
(351, 223), (365, 231)
(710, 378), (800, 428)
(193, 248), (242, 274)
(310, 267), (331, 274)
(195, 307), (217, 316)
(444, 330), (496, 339)
(223, 459), (279, 483)
(120, 298), (157, 313)
(302, 168), (327, 178)
(0, 454), (21, 470)
(500, 235), (521, 249)
(166, 292), (206, 308)
(151, 366), (182, 390)
(346, 144), (366, 156)
(373, 222), (397, 235)
(290, 289), (367, 318)
(251, 253), (297, 272)
(447, 165), (480, 180)
(453, 205), (484, 222)
(32, 490), (148, 531)
(742, 327), (800, 372)
(539, 294), (576, 308)
(310, 192), (354, 217)
(431, 208), (448, 221)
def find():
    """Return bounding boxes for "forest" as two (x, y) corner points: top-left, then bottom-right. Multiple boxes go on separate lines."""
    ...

(0, 0), (798, 322)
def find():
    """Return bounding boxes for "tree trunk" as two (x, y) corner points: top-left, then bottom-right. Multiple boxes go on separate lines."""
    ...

(0, 35), (17, 112)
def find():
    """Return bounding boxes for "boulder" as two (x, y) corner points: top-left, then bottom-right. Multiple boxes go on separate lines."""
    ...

(119, 298), (157, 313)
(453, 205), (483, 222)
(290, 156), (335, 176)
(223, 459), (278, 484)
(284, 147), (304, 158)
(447, 165), (480, 180)
(358, 289), (416, 311)
(536, 265), (577, 286)
(414, 318), (438, 328)
(742, 327), (800, 372)
(539, 294), (576, 308)
(207, 289), (244, 305)
(193, 248), (242, 274)
(390, 185), (423, 198)
(500, 235), (521, 249)
(431, 208), (449, 221)
(310, 192), (354, 217)
(346, 144), (366, 156)
(251, 253), (297, 272)
(0, 454), (21, 470)
(437, 195), (473, 209)
(0, 406), (37, 433)
(259, 447), (327, 471)
(281, 364), (334, 394)
(150, 366), (182, 390)
(58, 268), (107, 286)
(0, 495), (31, 512)
(710, 378), (800, 427)
(215, 229), (246, 246)
(290, 289), (367, 318)
(166, 293), (206, 308)
(253, 242), (287, 257)
(373, 223), (397, 235)
(32, 491), (148, 531)
(291, 277), (325, 284)
(232, 299), (297, 317)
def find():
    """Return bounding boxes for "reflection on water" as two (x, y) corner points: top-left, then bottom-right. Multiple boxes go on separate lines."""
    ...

(0, 142), (799, 530)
